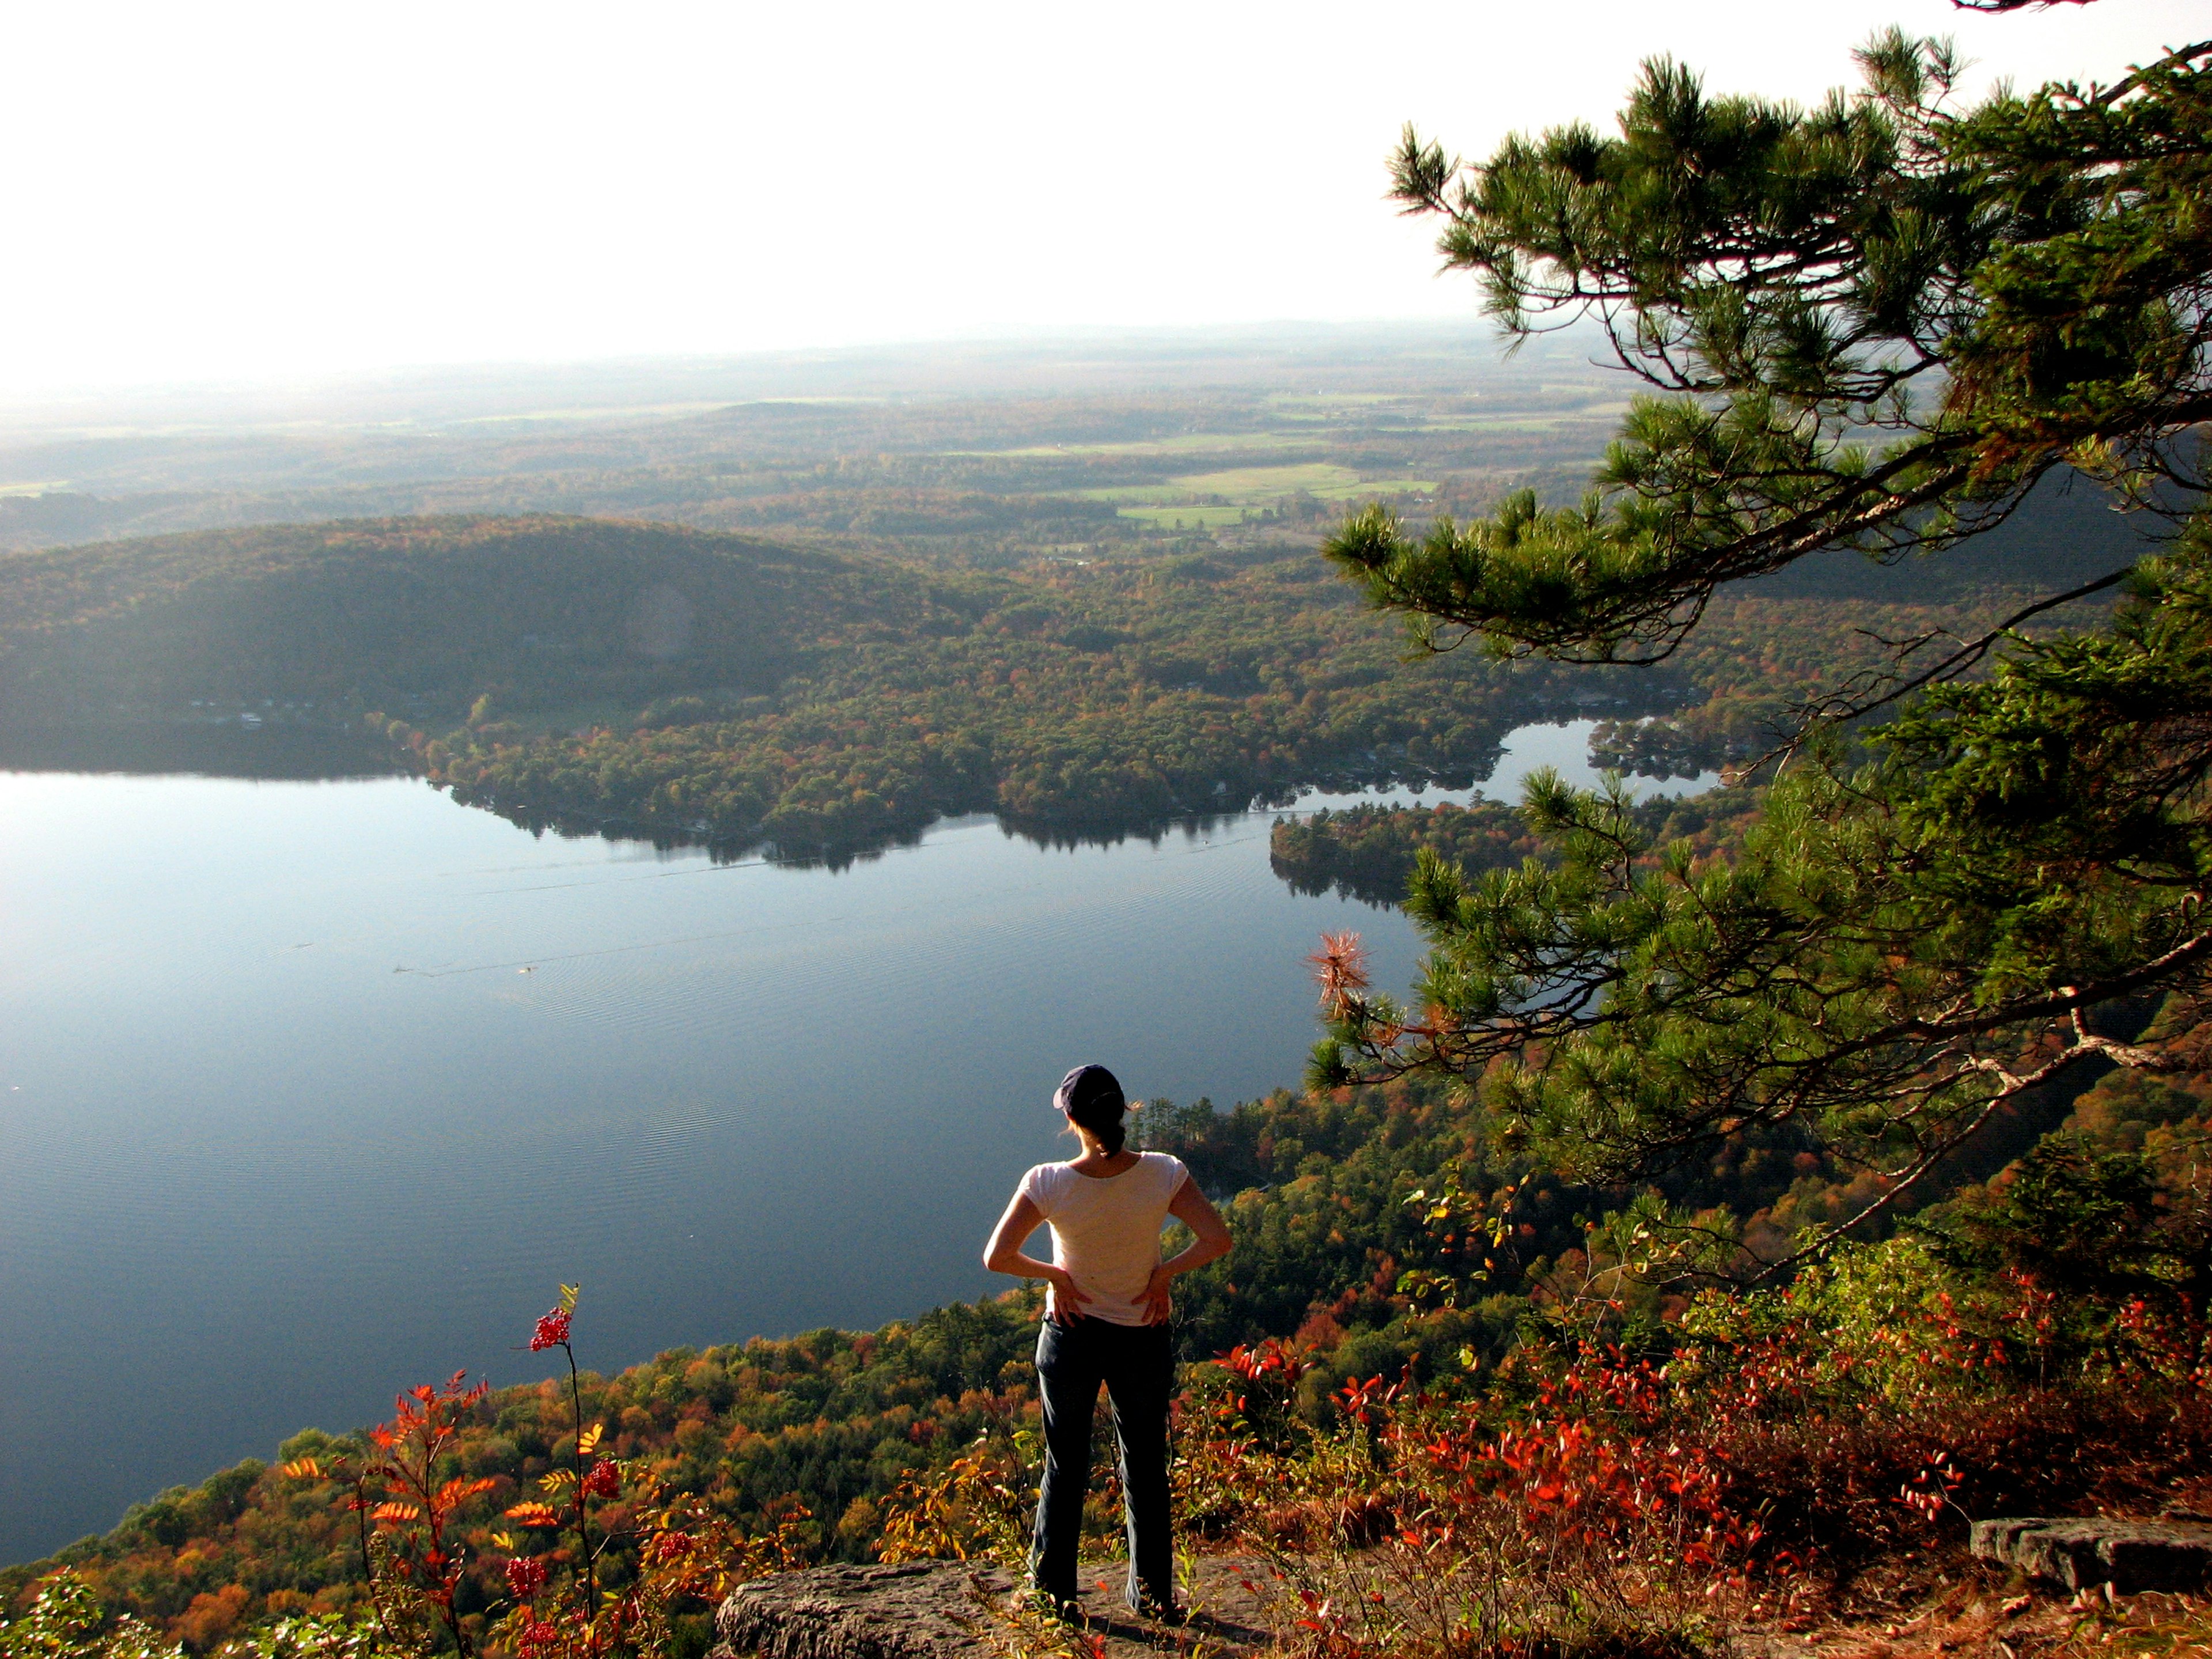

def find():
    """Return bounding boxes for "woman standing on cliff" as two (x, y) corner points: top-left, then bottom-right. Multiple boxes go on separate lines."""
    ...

(982, 1063), (1233, 1625)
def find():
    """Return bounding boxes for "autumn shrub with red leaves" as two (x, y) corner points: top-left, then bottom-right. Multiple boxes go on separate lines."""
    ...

(488, 1286), (810, 1659)
(1145, 1338), (1740, 1659)
(1144, 1222), (2212, 1659)
(1665, 1234), (2212, 1581)
(877, 1330), (1766, 1656)
(277, 1374), (494, 1657)
(278, 1286), (808, 1659)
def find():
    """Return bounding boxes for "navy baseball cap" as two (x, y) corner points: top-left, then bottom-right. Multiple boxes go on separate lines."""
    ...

(1053, 1064), (1124, 1118)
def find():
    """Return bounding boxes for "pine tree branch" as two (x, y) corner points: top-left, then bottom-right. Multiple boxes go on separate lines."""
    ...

(1786, 562), (2141, 730)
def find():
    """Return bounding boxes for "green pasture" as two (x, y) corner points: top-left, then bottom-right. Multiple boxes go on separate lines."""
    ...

(1079, 463), (1435, 507)
(1113, 505), (1255, 528)
(1079, 462), (1359, 503)
(1064, 461), (1437, 527)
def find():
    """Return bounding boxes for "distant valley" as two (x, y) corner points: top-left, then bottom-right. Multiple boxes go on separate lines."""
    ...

(0, 328), (2165, 858)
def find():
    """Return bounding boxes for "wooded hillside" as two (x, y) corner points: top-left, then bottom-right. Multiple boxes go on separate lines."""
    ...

(0, 516), (963, 719)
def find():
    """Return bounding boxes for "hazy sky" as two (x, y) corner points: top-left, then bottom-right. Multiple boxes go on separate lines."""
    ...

(0, 0), (2197, 396)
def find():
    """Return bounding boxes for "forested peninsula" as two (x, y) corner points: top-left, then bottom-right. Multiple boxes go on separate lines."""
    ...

(1269, 789), (1762, 907)
(0, 514), (1675, 853)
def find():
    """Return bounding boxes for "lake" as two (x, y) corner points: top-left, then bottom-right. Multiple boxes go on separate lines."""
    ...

(0, 720), (1714, 1563)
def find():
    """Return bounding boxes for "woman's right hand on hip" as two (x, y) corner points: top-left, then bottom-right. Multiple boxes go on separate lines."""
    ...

(1046, 1269), (1092, 1323)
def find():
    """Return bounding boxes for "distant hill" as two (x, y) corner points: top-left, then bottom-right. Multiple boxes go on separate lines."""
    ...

(1748, 469), (2172, 601)
(0, 515), (978, 722)
(0, 491), (217, 555)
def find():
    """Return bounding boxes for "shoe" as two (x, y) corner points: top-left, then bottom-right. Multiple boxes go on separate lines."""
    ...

(1010, 1588), (1084, 1627)
(1131, 1594), (1185, 1627)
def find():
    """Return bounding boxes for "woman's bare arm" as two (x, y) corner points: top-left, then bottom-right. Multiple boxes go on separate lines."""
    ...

(983, 1192), (1090, 1316)
(1137, 1180), (1233, 1324)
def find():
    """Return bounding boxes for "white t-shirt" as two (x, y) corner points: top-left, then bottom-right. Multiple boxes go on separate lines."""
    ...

(1018, 1152), (1191, 1327)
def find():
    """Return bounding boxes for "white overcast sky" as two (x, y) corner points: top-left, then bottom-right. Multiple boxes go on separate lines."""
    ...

(0, 0), (2196, 397)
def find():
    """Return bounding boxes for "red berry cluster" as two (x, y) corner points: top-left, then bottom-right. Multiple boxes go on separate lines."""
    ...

(529, 1308), (572, 1352)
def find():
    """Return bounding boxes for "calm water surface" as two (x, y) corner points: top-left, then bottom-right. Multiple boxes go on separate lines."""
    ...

(0, 721), (1713, 1562)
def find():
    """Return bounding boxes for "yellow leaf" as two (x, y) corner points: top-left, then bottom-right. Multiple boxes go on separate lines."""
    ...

(279, 1459), (323, 1480)
(541, 1468), (577, 1491)
(491, 1532), (516, 1551)
(577, 1424), (604, 1457)
(505, 1502), (562, 1527)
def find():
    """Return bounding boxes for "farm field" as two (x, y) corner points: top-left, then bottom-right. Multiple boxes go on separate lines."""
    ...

(1078, 461), (1439, 526)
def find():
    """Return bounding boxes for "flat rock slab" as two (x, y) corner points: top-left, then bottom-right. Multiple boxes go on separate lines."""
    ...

(713, 1558), (1278, 1659)
(1969, 1517), (2212, 1593)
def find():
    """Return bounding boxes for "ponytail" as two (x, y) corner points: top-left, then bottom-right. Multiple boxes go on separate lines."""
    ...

(1070, 1095), (1127, 1155)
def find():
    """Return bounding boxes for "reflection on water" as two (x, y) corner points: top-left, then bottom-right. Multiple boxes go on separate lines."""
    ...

(1283, 718), (1723, 816)
(0, 723), (403, 782)
(0, 721), (1722, 1563)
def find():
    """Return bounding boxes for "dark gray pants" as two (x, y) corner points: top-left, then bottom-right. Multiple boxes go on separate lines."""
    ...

(1030, 1316), (1174, 1608)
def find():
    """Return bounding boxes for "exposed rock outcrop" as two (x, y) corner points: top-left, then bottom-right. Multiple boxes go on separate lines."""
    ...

(711, 1558), (1277, 1659)
(714, 1562), (1006, 1659)
(1969, 1517), (2212, 1593)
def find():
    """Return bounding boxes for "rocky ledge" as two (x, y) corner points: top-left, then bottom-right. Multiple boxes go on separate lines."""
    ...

(1969, 1516), (2212, 1593)
(712, 1562), (1008, 1659)
(711, 1558), (1278, 1659)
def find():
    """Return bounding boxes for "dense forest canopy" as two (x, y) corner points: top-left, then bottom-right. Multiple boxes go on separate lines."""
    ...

(0, 517), (956, 715)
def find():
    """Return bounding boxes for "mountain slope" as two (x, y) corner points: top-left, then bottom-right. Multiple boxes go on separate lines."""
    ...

(0, 515), (975, 721)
